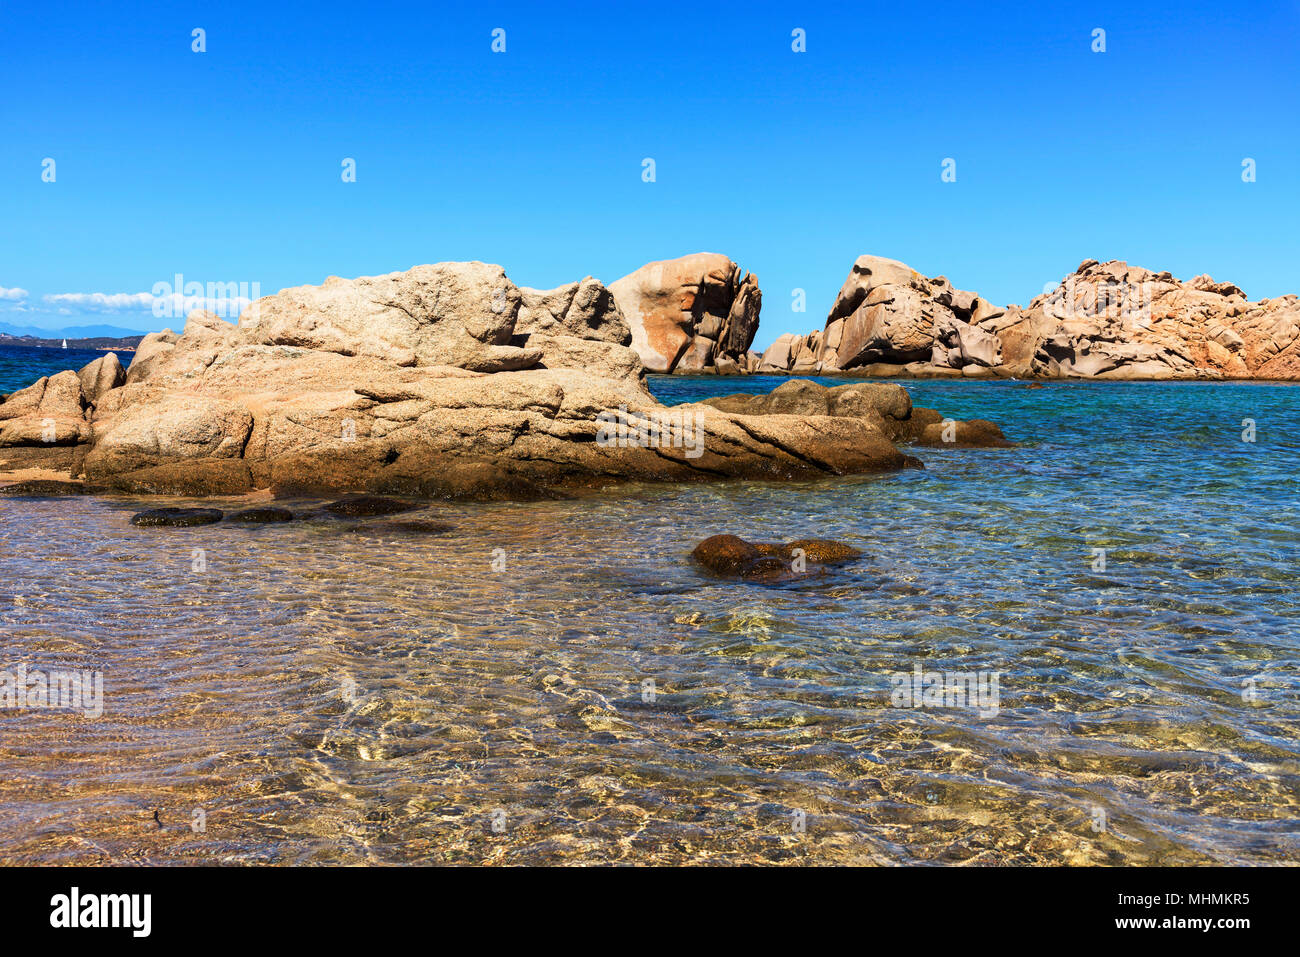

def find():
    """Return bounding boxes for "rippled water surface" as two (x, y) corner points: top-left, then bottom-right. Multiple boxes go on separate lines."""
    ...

(1, 364), (1298, 865)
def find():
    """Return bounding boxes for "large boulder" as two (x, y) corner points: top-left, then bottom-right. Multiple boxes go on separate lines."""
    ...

(77, 353), (127, 406)
(83, 394), (255, 476)
(758, 333), (800, 373)
(608, 253), (761, 374)
(804, 255), (1008, 375)
(239, 262), (538, 373)
(0, 371), (91, 448)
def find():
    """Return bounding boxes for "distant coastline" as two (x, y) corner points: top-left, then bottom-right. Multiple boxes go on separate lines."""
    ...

(0, 333), (140, 353)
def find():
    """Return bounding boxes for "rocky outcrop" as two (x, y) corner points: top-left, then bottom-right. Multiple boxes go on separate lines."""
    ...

(77, 353), (126, 407)
(696, 379), (1014, 448)
(609, 253), (761, 374)
(759, 255), (1007, 378)
(0, 262), (1001, 499)
(756, 254), (1300, 380)
(1008, 260), (1300, 379)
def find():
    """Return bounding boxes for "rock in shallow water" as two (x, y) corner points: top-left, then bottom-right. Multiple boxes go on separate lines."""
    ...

(322, 496), (421, 517)
(692, 534), (862, 581)
(130, 507), (224, 527)
(0, 480), (98, 497)
(228, 507), (295, 523)
(770, 538), (863, 563)
(690, 534), (761, 575)
(916, 419), (1014, 448)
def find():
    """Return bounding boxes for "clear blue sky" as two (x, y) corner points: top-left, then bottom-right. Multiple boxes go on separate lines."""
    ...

(2, 0), (1297, 346)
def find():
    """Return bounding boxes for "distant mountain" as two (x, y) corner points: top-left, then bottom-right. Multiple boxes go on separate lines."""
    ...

(0, 320), (154, 339)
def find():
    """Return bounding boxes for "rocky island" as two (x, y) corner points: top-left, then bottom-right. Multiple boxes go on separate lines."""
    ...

(755, 255), (1300, 380)
(0, 261), (1006, 500)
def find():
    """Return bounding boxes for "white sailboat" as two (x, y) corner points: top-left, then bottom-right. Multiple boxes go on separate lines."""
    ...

(61, 339), (68, 349)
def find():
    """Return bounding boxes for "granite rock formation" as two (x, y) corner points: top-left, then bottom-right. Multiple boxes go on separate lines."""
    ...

(0, 263), (1000, 499)
(757, 255), (1300, 380)
(609, 253), (761, 374)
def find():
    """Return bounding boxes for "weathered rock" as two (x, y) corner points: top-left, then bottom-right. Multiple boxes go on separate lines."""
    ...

(714, 354), (741, 376)
(77, 353), (126, 406)
(609, 254), (761, 373)
(524, 334), (644, 381)
(700, 378), (932, 444)
(130, 507), (224, 527)
(758, 333), (799, 373)
(0, 371), (91, 448)
(239, 263), (538, 373)
(753, 255), (1003, 376)
(933, 315), (1003, 368)
(124, 330), (180, 385)
(83, 394), (253, 477)
(516, 277), (629, 344)
(1014, 259), (1300, 380)
(514, 279), (643, 381)
(917, 419), (1014, 448)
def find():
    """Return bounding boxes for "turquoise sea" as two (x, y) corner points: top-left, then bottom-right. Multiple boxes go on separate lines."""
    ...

(1, 346), (1297, 864)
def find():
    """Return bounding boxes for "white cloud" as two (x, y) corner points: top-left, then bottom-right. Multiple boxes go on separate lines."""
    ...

(0, 286), (29, 301)
(43, 291), (156, 310)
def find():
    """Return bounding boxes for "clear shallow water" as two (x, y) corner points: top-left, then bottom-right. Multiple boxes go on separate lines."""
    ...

(1, 361), (1297, 865)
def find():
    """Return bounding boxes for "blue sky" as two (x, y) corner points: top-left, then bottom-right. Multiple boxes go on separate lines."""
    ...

(2, 0), (1297, 346)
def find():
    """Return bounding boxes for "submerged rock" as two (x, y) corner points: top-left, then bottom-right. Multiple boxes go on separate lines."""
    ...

(228, 506), (296, 522)
(323, 496), (421, 517)
(0, 480), (98, 497)
(692, 534), (862, 581)
(130, 507), (224, 527)
(739, 556), (792, 582)
(916, 419), (1014, 448)
(691, 534), (762, 576)
(774, 539), (863, 563)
